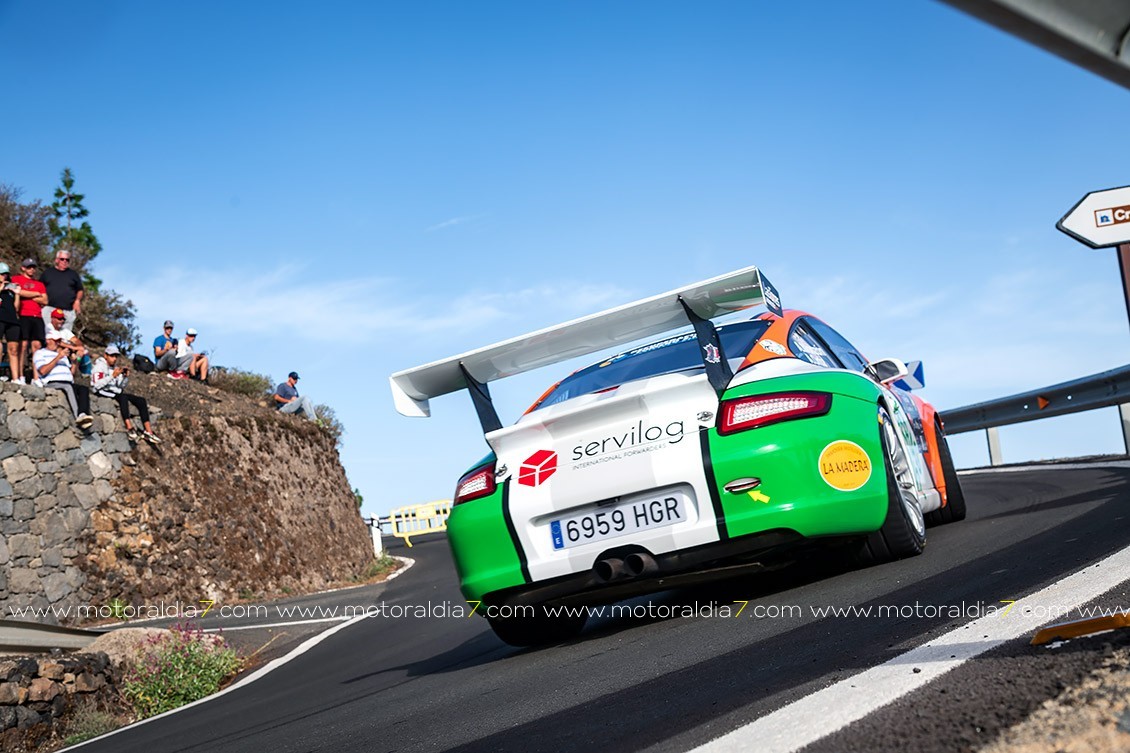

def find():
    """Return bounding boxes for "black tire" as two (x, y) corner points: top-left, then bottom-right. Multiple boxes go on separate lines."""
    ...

(856, 407), (927, 565)
(487, 608), (587, 648)
(925, 418), (966, 526)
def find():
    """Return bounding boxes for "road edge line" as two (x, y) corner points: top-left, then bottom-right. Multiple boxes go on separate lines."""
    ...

(689, 543), (1130, 753)
(61, 556), (416, 750)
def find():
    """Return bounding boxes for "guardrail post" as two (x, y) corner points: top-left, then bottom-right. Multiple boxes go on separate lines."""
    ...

(369, 517), (384, 556)
(986, 426), (1003, 466)
(1121, 403), (1130, 456)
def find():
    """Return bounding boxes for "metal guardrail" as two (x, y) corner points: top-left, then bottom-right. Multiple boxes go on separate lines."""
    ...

(939, 364), (1130, 466)
(0, 619), (104, 652)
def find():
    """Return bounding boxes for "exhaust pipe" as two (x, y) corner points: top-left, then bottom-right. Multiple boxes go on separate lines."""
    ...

(624, 552), (659, 577)
(594, 558), (626, 582)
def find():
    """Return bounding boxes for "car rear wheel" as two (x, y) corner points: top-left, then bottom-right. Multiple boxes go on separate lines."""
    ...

(487, 608), (587, 648)
(925, 418), (966, 526)
(856, 407), (926, 564)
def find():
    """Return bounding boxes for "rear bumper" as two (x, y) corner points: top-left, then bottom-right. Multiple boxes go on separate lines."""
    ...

(480, 528), (810, 609)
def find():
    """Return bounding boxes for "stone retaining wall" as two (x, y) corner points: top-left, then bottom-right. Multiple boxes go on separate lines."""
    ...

(0, 652), (115, 748)
(0, 379), (373, 624)
(0, 383), (132, 618)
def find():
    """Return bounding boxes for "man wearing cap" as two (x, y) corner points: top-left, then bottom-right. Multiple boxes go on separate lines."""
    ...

(153, 320), (178, 372)
(273, 372), (316, 420)
(33, 329), (94, 429)
(46, 309), (90, 375)
(38, 248), (83, 332)
(170, 327), (208, 381)
(0, 263), (20, 381)
(92, 346), (161, 443)
(11, 258), (47, 385)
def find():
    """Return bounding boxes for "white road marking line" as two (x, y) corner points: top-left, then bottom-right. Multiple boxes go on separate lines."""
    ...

(65, 556), (416, 750)
(691, 543), (1130, 753)
(203, 616), (351, 631)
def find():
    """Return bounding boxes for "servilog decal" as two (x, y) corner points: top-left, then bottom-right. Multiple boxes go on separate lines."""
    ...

(571, 420), (686, 469)
(519, 450), (558, 487)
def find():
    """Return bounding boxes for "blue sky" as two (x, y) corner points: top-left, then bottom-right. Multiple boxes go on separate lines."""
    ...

(2, 1), (1129, 518)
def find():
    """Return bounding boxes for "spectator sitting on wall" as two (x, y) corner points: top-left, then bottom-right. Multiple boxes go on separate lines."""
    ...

(33, 330), (94, 429)
(168, 327), (208, 381)
(0, 263), (21, 382)
(92, 345), (161, 443)
(153, 320), (178, 371)
(274, 371), (316, 420)
(38, 248), (83, 333)
(12, 258), (47, 385)
(47, 309), (91, 375)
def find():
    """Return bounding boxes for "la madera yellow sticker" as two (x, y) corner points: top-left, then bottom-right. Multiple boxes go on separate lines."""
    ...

(818, 440), (872, 491)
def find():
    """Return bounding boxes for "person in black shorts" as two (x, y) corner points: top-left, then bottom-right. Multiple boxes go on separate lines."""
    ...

(12, 258), (47, 385)
(0, 263), (20, 381)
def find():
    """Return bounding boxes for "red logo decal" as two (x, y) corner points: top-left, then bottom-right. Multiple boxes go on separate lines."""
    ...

(519, 450), (557, 487)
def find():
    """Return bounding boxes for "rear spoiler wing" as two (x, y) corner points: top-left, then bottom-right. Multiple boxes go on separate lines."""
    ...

(389, 265), (782, 432)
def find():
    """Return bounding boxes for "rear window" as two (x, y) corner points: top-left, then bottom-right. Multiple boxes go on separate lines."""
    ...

(536, 320), (772, 410)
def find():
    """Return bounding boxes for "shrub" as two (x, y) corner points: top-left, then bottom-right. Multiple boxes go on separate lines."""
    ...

(62, 698), (124, 745)
(314, 403), (344, 445)
(210, 366), (273, 397)
(120, 623), (243, 719)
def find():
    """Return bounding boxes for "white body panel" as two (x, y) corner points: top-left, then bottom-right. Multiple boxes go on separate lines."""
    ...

(487, 371), (721, 581)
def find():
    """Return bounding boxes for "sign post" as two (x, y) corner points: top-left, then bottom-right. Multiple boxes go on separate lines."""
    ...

(1057, 185), (1130, 328)
(1058, 186), (1130, 455)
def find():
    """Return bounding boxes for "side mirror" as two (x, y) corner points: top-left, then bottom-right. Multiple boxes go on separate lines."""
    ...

(868, 357), (909, 385)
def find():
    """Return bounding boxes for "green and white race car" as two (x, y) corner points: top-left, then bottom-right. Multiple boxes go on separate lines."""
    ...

(390, 267), (965, 646)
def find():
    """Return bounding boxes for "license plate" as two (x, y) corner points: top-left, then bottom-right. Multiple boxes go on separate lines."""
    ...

(550, 490), (689, 550)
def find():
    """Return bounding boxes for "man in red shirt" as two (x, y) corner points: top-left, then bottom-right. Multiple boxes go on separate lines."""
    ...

(11, 258), (47, 385)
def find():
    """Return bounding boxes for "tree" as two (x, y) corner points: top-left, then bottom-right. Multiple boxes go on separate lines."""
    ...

(0, 184), (51, 271)
(49, 168), (103, 290)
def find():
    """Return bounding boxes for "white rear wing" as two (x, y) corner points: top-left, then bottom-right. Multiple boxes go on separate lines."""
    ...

(389, 265), (781, 419)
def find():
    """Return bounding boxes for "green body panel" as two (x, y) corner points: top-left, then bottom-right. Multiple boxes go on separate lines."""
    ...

(448, 369), (892, 603)
(446, 479), (527, 602)
(710, 370), (889, 539)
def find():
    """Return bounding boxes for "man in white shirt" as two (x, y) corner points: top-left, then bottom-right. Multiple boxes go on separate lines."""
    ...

(33, 330), (94, 429)
(169, 327), (209, 381)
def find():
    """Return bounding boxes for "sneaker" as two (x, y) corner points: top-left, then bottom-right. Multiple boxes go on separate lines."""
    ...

(76, 413), (94, 430)
(167, 371), (186, 380)
(127, 428), (140, 441)
(144, 431), (162, 444)
(14, 377), (25, 385)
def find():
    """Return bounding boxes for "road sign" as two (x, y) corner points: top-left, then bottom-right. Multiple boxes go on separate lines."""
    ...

(1057, 185), (1130, 248)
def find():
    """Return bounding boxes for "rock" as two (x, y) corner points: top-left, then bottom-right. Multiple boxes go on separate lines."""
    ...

(37, 417), (63, 437)
(0, 479), (11, 498)
(9, 534), (37, 559)
(39, 511), (68, 547)
(0, 539), (8, 566)
(93, 480), (114, 502)
(7, 568), (39, 594)
(73, 672), (104, 692)
(12, 499), (34, 522)
(1, 456), (36, 484)
(52, 431), (79, 452)
(25, 399), (50, 419)
(62, 464), (93, 485)
(35, 461), (61, 474)
(15, 705), (42, 729)
(87, 452), (113, 480)
(0, 707), (15, 731)
(86, 628), (169, 670)
(13, 476), (44, 499)
(42, 573), (75, 603)
(69, 484), (99, 511)
(36, 660), (64, 681)
(79, 434), (102, 457)
(6, 413), (37, 440)
(0, 682), (18, 704)
(21, 384), (45, 400)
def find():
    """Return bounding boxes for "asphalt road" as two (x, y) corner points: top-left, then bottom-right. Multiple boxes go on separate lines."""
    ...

(75, 464), (1130, 753)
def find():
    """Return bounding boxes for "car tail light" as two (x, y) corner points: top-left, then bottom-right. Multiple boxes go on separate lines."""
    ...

(454, 463), (497, 505)
(718, 392), (832, 435)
